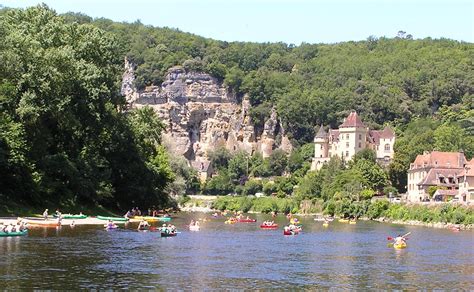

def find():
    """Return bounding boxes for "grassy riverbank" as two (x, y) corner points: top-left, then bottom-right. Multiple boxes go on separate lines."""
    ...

(206, 196), (474, 226)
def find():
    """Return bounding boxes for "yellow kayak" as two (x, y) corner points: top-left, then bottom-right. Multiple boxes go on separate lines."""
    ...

(323, 223), (329, 227)
(338, 219), (349, 223)
(225, 220), (236, 224)
(349, 220), (356, 224)
(133, 216), (159, 222)
(394, 242), (407, 249)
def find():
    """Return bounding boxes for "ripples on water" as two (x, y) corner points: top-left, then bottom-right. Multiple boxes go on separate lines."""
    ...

(0, 213), (472, 289)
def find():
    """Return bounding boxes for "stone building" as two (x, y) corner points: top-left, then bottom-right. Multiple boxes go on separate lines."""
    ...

(406, 151), (471, 202)
(311, 111), (395, 170)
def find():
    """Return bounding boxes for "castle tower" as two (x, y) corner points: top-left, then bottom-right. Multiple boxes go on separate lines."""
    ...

(311, 125), (330, 170)
(338, 111), (367, 161)
(314, 125), (329, 158)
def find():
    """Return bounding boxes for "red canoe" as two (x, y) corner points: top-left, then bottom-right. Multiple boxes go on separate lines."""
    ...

(161, 232), (177, 237)
(260, 224), (278, 229)
(237, 219), (257, 223)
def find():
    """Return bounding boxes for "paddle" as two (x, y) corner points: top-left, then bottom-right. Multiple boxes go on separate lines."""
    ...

(387, 232), (411, 241)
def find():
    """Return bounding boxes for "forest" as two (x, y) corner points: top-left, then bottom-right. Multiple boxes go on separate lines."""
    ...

(0, 5), (473, 212)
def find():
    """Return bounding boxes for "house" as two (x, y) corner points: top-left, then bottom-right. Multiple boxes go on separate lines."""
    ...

(311, 111), (395, 170)
(459, 158), (474, 203)
(191, 160), (213, 183)
(406, 151), (467, 202)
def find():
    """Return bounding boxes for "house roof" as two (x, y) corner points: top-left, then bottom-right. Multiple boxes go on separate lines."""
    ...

(340, 111), (366, 128)
(434, 189), (458, 196)
(418, 168), (463, 186)
(368, 130), (381, 145)
(465, 158), (474, 176)
(412, 151), (466, 169)
(314, 125), (327, 139)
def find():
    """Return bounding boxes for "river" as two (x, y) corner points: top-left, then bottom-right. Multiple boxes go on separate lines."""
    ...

(0, 213), (472, 289)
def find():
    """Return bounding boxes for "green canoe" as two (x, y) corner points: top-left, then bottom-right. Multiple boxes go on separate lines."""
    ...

(54, 214), (88, 219)
(156, 217), (171, 222)
(96, 215), (128, 222)
(0, 230), (28, 237)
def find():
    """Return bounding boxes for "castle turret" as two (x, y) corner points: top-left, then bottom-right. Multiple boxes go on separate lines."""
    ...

(338, 111), (368, 161)
(314, 125), (329, 159)
(311, 125), (330, 170)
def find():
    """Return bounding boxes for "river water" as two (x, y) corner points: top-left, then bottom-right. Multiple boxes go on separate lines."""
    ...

(0, 213), (472, 289)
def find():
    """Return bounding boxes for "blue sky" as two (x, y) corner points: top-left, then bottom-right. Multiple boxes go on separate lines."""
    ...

(2, 0), (473, 44)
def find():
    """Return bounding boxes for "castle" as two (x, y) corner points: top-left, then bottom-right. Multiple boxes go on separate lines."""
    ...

(311, 111), (395, 170)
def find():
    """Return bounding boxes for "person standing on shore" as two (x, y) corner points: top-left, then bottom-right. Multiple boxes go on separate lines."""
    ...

(43, 209), (49, 220)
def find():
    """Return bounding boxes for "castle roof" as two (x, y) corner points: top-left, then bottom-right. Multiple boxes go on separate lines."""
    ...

(380, 127), (395, 138)
(340, 111), (366, 128)
(314, 125), (327, 140)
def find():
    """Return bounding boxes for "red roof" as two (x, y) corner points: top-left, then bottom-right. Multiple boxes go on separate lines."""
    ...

(380, 127), (395, 138)
(418, 168), (463, 186)
(340, 111), (366, 128)
(412, 151), (466, 169)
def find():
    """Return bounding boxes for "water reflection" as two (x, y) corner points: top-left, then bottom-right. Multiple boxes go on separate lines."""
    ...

(0, 214), (472, 289)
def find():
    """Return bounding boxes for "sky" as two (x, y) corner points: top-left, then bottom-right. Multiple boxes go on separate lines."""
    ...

(2, 0), (473, 44)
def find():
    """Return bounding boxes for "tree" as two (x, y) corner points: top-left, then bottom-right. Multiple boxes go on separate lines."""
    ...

(208, 146), (232, 171)
(268, 149), (288, 176)
(434, 124), (473, 158)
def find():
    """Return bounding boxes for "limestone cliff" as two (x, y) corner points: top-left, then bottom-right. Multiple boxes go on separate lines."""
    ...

(121, 59), (292, 168)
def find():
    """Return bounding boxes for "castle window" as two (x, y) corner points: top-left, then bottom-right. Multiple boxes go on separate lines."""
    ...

(345, 151), (349, 157)
(320, 145), (323, 149)
(359, 134), (362, 140)
(384, 143), (390, 151)
(358, 142), (361, 148)
(346, 134), (349, 140)
(346, 142), (349, 148)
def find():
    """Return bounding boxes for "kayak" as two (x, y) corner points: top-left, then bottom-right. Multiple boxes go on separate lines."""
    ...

(133, 216), (160, 222)
(393, 242), (407, 249)
(189, 225), (200, 231)
(260, 224), (278, 229)
(54, 214), (87, 219)
(237, 219), (256, 223)
(0, 230), (28, 237)
(161, 232), (177, 237)
(338, 219), (349, 223)
(323, 223), (329, 227)
(105, 225), (118, 230)
(156, 217), (171, 222)
(97, 216), (128, 222)
(349, 220), (357, 224)
(225, 220), (237, 224)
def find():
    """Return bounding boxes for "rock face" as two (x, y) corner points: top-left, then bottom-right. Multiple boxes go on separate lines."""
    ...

(121, 59), (292, 167)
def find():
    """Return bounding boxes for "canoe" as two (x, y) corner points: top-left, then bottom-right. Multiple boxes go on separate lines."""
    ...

(25, 220), (60, 227)
(260, 224), (278, 229)
(237, 219), (256, 223)
(323, 223), (329, 227)
(161, 232), (177, 237)
(225, 220), (236, 224)
(283, 230), (298, 235)
(156, 217), (171, 222)
(0, 230), (28, 237)
(54, 214), (87, 219)
(133, 216), (160, 222)
(189, 225), (200, 231)
(289, 218), (299, 224)
(394, 242), (407, 249)
(97, 216), (128, 222)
